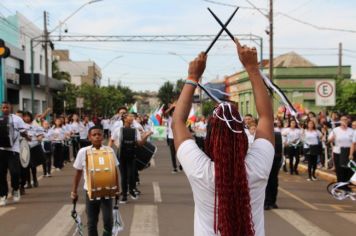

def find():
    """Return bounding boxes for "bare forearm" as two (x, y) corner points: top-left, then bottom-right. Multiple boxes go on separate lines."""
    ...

(72, 170), (82, 194)
(172, 83), (195, 127)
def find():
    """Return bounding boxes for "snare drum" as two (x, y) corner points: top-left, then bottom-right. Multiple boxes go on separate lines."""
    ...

(86, 147), (119, 200)
(20, 139), (30, 168)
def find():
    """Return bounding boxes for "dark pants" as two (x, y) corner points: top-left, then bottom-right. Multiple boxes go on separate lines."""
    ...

(26, 165), (37, 185)
(307, 154), (318, 178)
(195, 136), (205, 151)
(168, 138), (177, 170)
(104, 129), (109, 139)
(288, 146), (300, 174)
(80, 139), (91, 148)
(72, 136), (80, 158)
(0, 150), (21, 197)
(265, 155), (282, 206)
(119, 154), (136, 195)
(334, 153), (353, 182)
(63, 144), (70, 162)
(53, 143), (64, 169)
(42, 152), (52, 175)
(85, 193), (113, 236)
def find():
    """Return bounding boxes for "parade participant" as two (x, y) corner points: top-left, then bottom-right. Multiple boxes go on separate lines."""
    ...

(283, 119), (302, 175)
(164, 103), (181, 173)
(71, 126), (119, 236)
(193, 116), (207, 151)
(109, 113), (152, 203)
(0, 101), (27, 206)
(79, 115), (94, 148)
(328, 116), (354, 184)
(41, 120), (53, 177)
(101, 117), (110, 139)
(110, 107), (128, 134)
(265, 119), (283, 210)
(62, 116), (72, 163)
(48, 118), (67, 171)
(70, 114), (81, 157)
(303, 120), (323, 181)
(247, 122), (257, 147)
(244, 114), (254, 128)
(141, 115), (153, 141)
(22, 111), (45, 188)
(173, 41), (274, 236)
(351, 120), (356, 160)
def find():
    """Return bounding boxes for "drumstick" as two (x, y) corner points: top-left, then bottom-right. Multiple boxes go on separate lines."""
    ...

(207, 7), (236, 42)
(205, 7), (239, 54)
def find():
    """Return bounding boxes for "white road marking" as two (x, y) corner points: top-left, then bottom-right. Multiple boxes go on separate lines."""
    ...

(279, 187), (318, 210)
(152, 182), (162, 203)
(0, 207), (16, 217)
(150, 158), (156, 167)
(336, 212), (356, 225)
(35, 204), (85, 236)
(130, 205), (159, 236)
(273, 209), (331, 236)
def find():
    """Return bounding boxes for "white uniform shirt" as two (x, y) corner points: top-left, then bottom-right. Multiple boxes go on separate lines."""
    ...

(167, 116), (174, 139)
(177, 138), (274, 236)
(328, 127), (353, 148)
(79, 122), (94, 139)
(303, 130), (322, 146)
(70, 122), (80, 134)
(0, 114), (27, 153)
(101, 119), (110, 130)
(73, 145), (118, 190)
(48, 127), (66, 142)
(24, 123), (44, 148)
(111, 120), (123, 134)
(194, 121), (207, 138)
(283, 128), (302, 146)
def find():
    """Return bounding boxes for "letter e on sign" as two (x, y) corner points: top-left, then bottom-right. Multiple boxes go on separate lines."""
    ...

(315, 80), (335, 106)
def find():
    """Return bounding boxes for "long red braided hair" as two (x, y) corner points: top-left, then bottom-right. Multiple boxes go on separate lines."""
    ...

(205, 102), (254, 236)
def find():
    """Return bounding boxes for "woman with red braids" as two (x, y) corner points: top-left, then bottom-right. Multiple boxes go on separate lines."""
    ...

(172, 39), (275, 236)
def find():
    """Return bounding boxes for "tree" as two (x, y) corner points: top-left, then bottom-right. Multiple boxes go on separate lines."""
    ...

(202, 100), (216, 117)
(174, 79), (185, 98)
(52, 60), (70, 82)
(158, 81), (175, 105)
(334, 78), (356, 114)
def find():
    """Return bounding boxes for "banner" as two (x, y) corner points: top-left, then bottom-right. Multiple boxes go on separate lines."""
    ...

(151, 126), (167, 140)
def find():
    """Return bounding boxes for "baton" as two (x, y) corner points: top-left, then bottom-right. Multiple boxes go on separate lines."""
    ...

(205, 7), (239, 54)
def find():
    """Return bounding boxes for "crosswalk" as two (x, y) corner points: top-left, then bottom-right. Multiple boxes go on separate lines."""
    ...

(1, 201), (356, 236)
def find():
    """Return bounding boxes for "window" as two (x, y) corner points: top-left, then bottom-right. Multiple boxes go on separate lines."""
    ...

(40, 55), (43, 71)
(22, 98), (31, 111)
(246, 100), (250, 114)
(42, 101), (47, 113)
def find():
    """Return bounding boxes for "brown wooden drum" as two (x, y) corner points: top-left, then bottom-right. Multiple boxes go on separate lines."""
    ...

(86, 148), (119, 200)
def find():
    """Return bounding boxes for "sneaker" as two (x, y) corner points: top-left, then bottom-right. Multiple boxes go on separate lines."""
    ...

(264, 205), (271, 211)
(307, 178), (312, 181)
(46, 173), (52, 177)
(271, 203), (279, 209)
(119, 196), (127, 204)
(0, 196), (7, 206)
(133, 188), (141, 195)
(33, 181), (39, 188)
(20, 187), (25, 195)
(56, 168), (61, 172)
(13, 190), (20, 202)
(171, 169), (178, 174)
(129, 190), (138, 200)
(312, 176), (317, 181)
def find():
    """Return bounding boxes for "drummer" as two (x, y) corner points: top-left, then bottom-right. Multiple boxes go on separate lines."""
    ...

(22, 111), (45, 188)
(70, 114), (81, 157)
(0, 101), (28, 206)
(71, 126), (119, 236)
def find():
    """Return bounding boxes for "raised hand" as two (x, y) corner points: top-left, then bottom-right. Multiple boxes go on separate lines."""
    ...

(235, 38), (259, 73)
(188, 52), (207, 82)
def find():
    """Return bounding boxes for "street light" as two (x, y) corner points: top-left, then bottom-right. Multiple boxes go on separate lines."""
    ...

(30, 0), (104, 114)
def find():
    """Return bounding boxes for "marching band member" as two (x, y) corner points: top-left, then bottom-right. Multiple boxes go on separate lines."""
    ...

(79, 115), (95, 148)
(41, 120), (53, 177)
(0, 101), (27, 206)
(109, 113), (152, 204)
(71, 126), (119, 236)
(70, 114), (81, 157)
(164, 103), (180, 173)
(23, 111), (45, 188)
(173, 41), (275, 236)
(283, 119), (302, 175)
(62, 116), (72, 163)
(193, 116), (207, 151)
(48, 118), (67, 171)
(110, 107), (128, 135)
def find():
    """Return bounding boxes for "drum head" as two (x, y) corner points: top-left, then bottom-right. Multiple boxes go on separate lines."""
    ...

(20, 139), (30, 168)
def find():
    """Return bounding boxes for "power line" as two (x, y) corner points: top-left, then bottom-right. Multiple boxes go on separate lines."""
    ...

(203, 0), (356, 33)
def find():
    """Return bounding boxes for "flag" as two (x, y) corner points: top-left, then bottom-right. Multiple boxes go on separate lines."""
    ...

(188, 106), (196, 123)
(129, 102), (138, 113)
(155, 104), (165, 125)
(150, 107), (160, 126)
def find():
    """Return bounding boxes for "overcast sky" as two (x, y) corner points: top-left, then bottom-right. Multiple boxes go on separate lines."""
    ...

(1, 0), (356, 91)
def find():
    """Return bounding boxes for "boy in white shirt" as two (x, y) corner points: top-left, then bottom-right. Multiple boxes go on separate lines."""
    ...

(71, 126), (119, 236)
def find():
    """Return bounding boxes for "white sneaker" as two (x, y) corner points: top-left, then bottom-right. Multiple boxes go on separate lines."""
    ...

(13, 190), (21, 202)
(0, 196), (7, 206)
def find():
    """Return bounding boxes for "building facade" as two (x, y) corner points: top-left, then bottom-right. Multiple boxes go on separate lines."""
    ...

(53, 50), (102, 86)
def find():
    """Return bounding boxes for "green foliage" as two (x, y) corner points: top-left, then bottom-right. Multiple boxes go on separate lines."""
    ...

(158, 81), (175, 105)
(52, 60), (70, 82)
(334, 78), (356, 114)
(53, 83), (133, 116)
(202, 100), (216, 117)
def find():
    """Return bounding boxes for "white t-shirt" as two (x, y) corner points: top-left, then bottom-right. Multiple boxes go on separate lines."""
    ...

(101, 119), (110, 130)
(352, 131), (356, 143)
(177, 138), (274, 236)
(111, 120), (123, 134)
(73, 145), (118, 190)
(303, 130), (322, 147)
(79, 122), (94, 139)
(48, 127), (66, 142)
(167, 116), (174, 139)
(194, 121), (207, 138)
(283, 128), (301, 146)
(328, 127), (353, 148)
(0, 114), (27, 153)
(24, 123), (44, 148)
(70, 122), (80, 134)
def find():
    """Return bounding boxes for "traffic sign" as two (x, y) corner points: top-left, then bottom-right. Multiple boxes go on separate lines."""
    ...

(315, 80), (335, 106)
(76, 97), (84, 108)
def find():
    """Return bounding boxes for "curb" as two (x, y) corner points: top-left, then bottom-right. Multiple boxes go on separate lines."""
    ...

(297, 163), (337, 183)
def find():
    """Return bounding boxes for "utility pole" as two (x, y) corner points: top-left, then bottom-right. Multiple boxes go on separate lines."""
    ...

(269, 0), (273, 81)
(44, 11), (50, 110)
(338, 42), (342, 77)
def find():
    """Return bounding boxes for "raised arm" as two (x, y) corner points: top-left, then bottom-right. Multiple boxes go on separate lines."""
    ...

(172, 52), (207, 150)
(236, 39), (275, 146)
